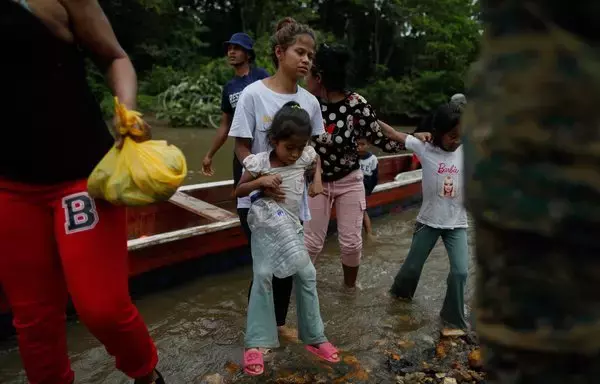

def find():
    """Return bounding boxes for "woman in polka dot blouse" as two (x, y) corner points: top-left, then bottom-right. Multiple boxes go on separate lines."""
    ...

(304, 43), (406, 289)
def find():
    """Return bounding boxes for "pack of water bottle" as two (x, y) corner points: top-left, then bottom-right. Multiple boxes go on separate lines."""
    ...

(247, 198), (310, 278)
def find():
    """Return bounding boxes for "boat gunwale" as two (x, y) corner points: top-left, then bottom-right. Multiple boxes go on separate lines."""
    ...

(128, 167), (423, 251)
(177, 154), (414, 191)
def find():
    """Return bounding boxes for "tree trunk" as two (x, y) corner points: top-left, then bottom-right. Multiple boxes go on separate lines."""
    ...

(238, 0), (247, 31)
(373, 5), (380, 65)
(383, 35), (395, 67)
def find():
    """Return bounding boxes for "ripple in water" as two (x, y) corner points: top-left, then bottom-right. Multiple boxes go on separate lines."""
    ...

(0, 208), (476, 383)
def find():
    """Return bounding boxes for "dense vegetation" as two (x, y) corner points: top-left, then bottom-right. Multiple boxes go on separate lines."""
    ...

(90, 0), (481, 126)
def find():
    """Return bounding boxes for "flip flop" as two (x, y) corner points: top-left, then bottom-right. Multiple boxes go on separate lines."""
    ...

(243, 348), (264, 376)
(305, 342), (341, 363)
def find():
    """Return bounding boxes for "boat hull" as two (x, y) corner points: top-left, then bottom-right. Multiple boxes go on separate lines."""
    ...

(0, 154), (422, 339)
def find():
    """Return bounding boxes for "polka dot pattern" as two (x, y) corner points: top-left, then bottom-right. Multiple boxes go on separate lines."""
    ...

(313, 92), (404, 181)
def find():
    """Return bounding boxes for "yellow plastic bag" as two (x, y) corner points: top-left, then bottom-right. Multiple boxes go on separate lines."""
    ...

(88, 98), (187, 206)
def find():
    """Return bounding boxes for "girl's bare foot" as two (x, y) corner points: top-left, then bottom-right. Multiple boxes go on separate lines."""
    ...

(277, 325), (299, 341)
(257, 347), (272, 355)
(343, 281), (362, 293)
(342, 264), (359, 288)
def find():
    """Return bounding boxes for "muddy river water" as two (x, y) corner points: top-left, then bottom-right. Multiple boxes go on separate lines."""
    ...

(0, 124), (475, 383)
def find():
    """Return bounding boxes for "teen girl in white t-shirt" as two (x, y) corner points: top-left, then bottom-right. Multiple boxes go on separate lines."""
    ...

(228, 17), (338, 376)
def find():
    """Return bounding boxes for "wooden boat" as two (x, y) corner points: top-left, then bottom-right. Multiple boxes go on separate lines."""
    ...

(126, 153), (422, 276)
(0, 154), (422, 337)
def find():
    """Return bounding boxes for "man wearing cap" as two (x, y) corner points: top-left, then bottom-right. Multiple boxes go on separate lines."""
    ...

(202, 32), (269, 186)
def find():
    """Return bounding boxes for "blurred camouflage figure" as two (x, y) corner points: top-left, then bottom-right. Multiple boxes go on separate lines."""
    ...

(462, 0), (600, 382)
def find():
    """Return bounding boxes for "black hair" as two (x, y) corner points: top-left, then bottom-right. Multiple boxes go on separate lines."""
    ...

(414, 112), (434, 134)
(268, 101), (312, 142)
(311, 43), (351, 92)
(356, 129), (370, 141)
(414, 99), (465, 134)
(271, 17), (316, 68)
(246, 48), (256, 64)
(430, 102), (462, 149)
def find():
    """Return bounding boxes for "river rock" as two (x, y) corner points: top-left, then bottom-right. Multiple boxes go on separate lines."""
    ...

(450, 368), (473, 382)
(465, 332), (479, 346)
(468, 348), (483, 370)
(443, 378), (458, 384)
(436, 340), (454, 359)
(201, 373), (224, 384)
(387, 353), (419, 374)
(403, 372), (427, 384)
(419, 334), (436, 347)
(441, 328), (466, 338)
(469, 370), (485, 382)
(398, 339), (417, 349)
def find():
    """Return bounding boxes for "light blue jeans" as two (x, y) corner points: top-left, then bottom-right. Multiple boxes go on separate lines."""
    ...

(390, 222), (469, 329)
(245, 232), (328, 348)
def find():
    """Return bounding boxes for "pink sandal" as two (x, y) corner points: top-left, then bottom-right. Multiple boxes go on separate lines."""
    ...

(305, 342), (341, 363)
(243, 349), (264, 376)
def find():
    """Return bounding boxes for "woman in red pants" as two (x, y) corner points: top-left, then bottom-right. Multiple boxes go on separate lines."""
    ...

(0, 1), (163, 383)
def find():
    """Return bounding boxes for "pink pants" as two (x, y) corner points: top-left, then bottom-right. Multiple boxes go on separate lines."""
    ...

(304, 170), (366, 267)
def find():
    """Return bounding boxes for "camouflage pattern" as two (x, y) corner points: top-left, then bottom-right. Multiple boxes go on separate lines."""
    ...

(462, 0), (600, 381)
(482, 338), (600, 384)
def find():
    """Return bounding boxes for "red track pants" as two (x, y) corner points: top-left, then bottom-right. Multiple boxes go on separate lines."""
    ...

(0, 178), (157, 384)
